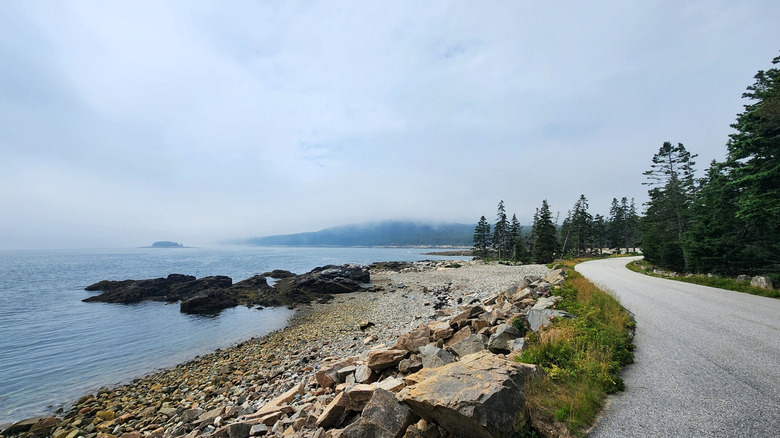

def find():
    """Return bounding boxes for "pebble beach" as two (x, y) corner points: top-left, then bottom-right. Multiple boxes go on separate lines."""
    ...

(3, 260), (551, 438)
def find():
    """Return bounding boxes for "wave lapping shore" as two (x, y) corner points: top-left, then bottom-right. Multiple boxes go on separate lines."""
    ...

(2, 260), (555, 438)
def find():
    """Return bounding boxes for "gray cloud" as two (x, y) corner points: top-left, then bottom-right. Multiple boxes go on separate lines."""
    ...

(1, 0), (779, 249)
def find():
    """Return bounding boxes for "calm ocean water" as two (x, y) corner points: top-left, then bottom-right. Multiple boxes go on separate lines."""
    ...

(0, 246), (462, 424)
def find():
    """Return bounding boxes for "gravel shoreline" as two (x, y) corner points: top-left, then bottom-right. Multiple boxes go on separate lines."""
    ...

(3, 260), (550, 438)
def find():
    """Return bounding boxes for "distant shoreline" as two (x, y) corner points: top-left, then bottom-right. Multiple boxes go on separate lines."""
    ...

(422, 249), (473, 256)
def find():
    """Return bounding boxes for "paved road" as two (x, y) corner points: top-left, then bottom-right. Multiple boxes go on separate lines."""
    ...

(576, 257), (780, 437)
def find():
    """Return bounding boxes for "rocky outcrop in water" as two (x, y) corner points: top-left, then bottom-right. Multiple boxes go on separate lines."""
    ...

(83, 264), (371, 314)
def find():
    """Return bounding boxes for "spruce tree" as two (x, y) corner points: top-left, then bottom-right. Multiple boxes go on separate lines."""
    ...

(493, 200), (510, 259)
(641, 142), (697, 271)
(472, 216), (491, 258)
(532, 200), (558, 263)
(723, 54), (780, 274)
(508, 214), (527, 261)
(592, 214), (607, 255)
(684, 161), (743, 274)
(562, 194), (592, 257)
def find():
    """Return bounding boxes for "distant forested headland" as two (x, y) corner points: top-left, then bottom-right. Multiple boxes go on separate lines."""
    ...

(238, 221), (475, 247)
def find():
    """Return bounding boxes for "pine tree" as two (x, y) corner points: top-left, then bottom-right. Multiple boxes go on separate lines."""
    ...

(472, 216), (491, 258)
(641, 142), (697, 271)
(532, 200), (558, 263)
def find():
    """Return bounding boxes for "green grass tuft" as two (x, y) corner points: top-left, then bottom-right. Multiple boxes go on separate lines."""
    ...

(518, 267), (635, 435)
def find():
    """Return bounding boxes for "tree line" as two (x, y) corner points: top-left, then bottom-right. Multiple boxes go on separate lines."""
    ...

(472, 196), (640, 264)
(473, 54), (778, 282)
(641, 54), (779, 279)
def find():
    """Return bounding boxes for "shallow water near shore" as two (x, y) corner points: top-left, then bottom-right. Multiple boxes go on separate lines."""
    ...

(0, 246), (463, 424)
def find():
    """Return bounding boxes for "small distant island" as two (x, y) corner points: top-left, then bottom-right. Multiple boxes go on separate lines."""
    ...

(148, 241), (185, 248)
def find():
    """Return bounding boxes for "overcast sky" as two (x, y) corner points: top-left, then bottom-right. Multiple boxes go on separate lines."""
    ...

(1, 1), (778, 249)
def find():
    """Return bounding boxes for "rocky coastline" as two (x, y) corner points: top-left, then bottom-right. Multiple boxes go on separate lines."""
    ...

(2, 260), (570, 438)
(82, 265), (371, 314)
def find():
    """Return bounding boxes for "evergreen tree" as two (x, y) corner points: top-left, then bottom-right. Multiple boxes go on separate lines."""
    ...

(723, 54), (780, 274)
(472, 216), (491, 258)
(626, 198), (640, 252)
(641, 142), (697, 271)
(684, 161), (743, 275)
(532, 200), (558, 263)
(492, 200), (510, 259)
(592, 214), (608, 254)
(508, 214), (528, 261)
(561, 194), (592, 257)
(607, 198), (624, 250)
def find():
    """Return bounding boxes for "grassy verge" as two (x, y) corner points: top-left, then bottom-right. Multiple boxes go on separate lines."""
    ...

(627, 259), (779, 299)
(517, 262), (635, 436)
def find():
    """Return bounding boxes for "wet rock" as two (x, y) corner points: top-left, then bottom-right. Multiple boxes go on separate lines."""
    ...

(3, 417), (50, 435)
(261, 270), (296, 278)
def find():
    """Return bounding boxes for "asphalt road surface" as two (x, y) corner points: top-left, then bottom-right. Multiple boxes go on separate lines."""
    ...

(576, 257), (780, 438)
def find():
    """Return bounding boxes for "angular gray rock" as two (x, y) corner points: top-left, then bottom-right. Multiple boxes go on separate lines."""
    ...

(487, 324), (522, 354)
(527, 296), (575, 332)
(448, 334), (488, 358)
(398, 351), (538, 438)
(341, 389), (415, 438)
(419, 344), (456, 369)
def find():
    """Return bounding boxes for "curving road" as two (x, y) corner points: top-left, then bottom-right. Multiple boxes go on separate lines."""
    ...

(576, 257), (780, 438)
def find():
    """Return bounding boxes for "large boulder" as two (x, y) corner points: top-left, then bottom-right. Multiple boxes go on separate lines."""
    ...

(750, 276), (774, 289)
(398, 351), (538, 438)
(341, 389), (415, 438)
